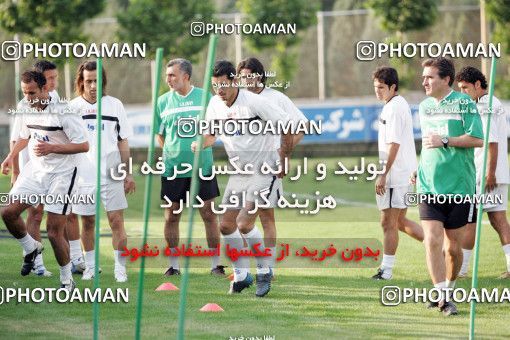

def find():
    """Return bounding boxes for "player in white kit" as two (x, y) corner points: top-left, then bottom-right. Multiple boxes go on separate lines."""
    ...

(372, 66), (424, 280)
(456, 66), (510, 279)
(1, 70), (89, 290)
(192, 60), (294, 297)
(10, 60), (62, 277)
(236, 57), (308, 277)
(68, 61), (135, 283)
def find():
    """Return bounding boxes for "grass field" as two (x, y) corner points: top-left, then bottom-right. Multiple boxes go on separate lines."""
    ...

(1, 156), (509, 339)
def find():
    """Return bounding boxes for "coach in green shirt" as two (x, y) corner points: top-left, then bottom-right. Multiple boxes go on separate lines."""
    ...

(415, 57), (483, 316)
(156, 58), (224, 277)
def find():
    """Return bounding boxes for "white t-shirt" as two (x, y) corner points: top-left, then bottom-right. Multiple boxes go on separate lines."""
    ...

(378, 95), (418, 187)
(69, 95), (133, 183)
(206, 89), (290, 171)
(10, 90), (60, 168)
(258, 86), (308, 148)
(475, 94), (509, 184)
(17, 99), (88, 178)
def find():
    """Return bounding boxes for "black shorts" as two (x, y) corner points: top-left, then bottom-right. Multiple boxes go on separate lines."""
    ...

(419, 198), (476, 229)
(160, 176), (220, 203)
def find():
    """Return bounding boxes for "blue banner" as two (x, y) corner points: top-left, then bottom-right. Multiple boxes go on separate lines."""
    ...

(299, 105), (421, 144)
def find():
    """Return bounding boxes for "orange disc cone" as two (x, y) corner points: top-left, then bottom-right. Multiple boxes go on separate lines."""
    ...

(200, 303), (224, 312)
(156, 282), (179, 291)
(228, 273), (234, 281)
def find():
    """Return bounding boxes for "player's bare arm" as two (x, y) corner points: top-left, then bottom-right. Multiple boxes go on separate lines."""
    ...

(423, 133), (483, 149)
(33, 141), (89, 156)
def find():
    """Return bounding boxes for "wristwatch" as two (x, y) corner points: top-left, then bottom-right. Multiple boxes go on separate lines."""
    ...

(441, 136), (449, 148)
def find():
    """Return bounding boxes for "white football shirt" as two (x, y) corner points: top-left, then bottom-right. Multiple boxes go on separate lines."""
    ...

(475, 94), (509, 184)
(378, 95), (418, 187)
(69, 95), (133, 183)
(206, 89), (290, 171)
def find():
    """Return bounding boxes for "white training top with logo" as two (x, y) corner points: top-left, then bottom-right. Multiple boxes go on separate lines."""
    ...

(258, 86), (308, 149)
(206, 89), (290, 170)
(17, 99), (88, 178)
(10, 90), (60, 168)
(69, 95), (133, 183)
(475, 94), (509, 184)
(377, 95), (418, 187)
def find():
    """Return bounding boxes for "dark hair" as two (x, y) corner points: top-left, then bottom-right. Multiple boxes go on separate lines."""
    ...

(33, 60), (57, 73)
(455, 66), (487, 90)
(74, 61), (107, 96)
(167, 58), (192, 79)
(372, 66), (399, 91)
(422, 57), (455, 86)
(21, 70), (46, 89)
(237, 57), (266, 85)
(213, 60), (236, 80)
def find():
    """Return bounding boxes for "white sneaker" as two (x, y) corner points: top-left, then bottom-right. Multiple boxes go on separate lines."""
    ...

(61, 278), (76, 292)
(114, 267), (127, 283)
(32, 265), (53, 277)
(82, 267), (95, 280)
(71, 257), (86, 274)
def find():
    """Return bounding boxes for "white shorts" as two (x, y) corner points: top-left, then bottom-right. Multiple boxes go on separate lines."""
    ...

(376, 185), (411, 210)
(222, 174), (282, 210)
(478, 184), (508, 212)
(72, 181), (128, 216)
(10, 166), (78, 215)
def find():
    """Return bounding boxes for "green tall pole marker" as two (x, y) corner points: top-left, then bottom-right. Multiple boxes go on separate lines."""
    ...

(14, 34), (20, 103)
(469, 56), (497, 340)
(177, 34), (218, 340)
(93, 57), (103, 340)
(135, 47), (164, 340)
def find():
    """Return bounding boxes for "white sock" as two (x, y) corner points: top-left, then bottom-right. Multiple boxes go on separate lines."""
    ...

(60, 262), (72, 283)
(446, 279), (456, 289)
(210, 247), (220, 269)
(85, 250), (95, 269)
(268, 247), (277, 269)
(69, 239), (83, 262)
(502, 244), (510, 272)
(18, 234), (37, 254)
(114, 250), (126, 270)
(459, 248), (472, 275)
(434, 281), (447, 301)
(34, 253), (44, 268)
(223, 229), (249, 282)
(242, 226), (269, 274)
(169, 247), (180, 270)
(380, 254), (395, 279)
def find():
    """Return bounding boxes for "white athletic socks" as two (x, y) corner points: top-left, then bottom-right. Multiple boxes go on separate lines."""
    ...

(85, 250), (95, 270)
(446, 279), (456, 289)
(114, 250), (127, 270)
(503, 244), (510, 272)
(380, 254), (395, 279)
(34, 253), (44, 268)
(242, 226), (270, 275)
(223, 229), (249, 282)
(69, 239), (83, 262)
(210, 248), (220, 269)
(459, 248), (472, 276)
(18, 234), (37, 254)
(434, 281), (447, 301)
(268, 247), (277, 271)
(168, 247), (180, 270)
(60, 262), (72, 283)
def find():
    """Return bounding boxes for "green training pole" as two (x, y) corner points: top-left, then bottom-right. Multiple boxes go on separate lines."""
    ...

(177, 34), (218, 340)
(469, 56), (497, 340)
(135, 47), (164, 340)
(14, 34), (20, 103)
(93, 57), (103, 340)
